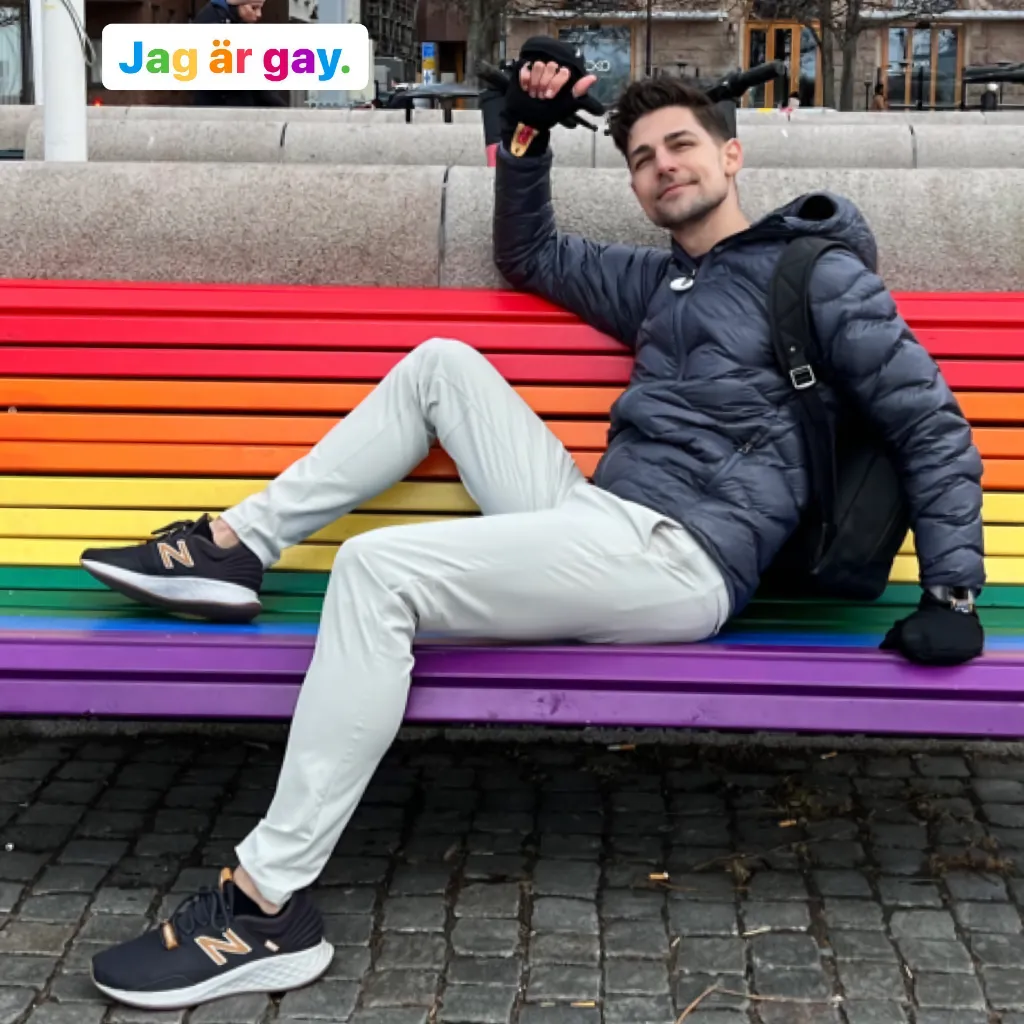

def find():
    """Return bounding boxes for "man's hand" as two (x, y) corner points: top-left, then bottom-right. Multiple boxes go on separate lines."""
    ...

(880, 588), (985, 666)
(500, 36), (598, 156)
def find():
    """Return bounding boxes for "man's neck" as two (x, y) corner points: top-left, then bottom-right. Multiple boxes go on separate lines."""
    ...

(671, 206), (752, 259)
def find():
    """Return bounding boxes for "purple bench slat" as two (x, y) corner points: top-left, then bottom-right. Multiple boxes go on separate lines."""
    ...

(3, 627), (1024, 735)
(5, 676), (1024, 737)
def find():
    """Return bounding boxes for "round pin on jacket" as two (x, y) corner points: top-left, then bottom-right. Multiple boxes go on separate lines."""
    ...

(670, 276), (695, 292)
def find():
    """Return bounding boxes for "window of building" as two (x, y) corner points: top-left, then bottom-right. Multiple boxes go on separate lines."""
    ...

(557, 24), (632, 109)
(885, 24), (961, 109)
(0, 6), (22, 103)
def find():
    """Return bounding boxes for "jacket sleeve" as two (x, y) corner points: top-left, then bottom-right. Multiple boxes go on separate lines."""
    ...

(809, 249), (986, 592)
(493, 144), (668, 349)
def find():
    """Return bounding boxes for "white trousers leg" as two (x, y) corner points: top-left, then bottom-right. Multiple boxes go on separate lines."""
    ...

(220, 337), (585, 565)
(229, 339), (730, 905)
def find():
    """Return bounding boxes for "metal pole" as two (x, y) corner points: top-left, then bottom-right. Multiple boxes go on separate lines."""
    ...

(41, 0), (86, 160)
(29, 0), (44, 104)
(645, 0), (652, 77)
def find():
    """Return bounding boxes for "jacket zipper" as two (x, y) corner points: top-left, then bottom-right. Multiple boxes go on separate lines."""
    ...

(707, 425), (773, 488)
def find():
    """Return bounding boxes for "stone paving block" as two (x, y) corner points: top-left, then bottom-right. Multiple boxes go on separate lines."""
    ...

(527, 965), (600, 1002)
(76, 914), (148, 944)
(603, 958), (670, 995)
(531, 898), (597, 935)
(382, 897), (446, 934)
(377, 933), (448, 972)
(914, 1013), (988, 1024)
(831, 930), (898, 963)
(0, 956), (57, 988)
(453, 919), (520, 958)
(889, 910), (957, 941)
(518, 1007), (601, 1024)
(980, 966), (1024, 1009)
(944, 871), (1008, 901)
(313, 887), (377, 916)
(877, 879), (943, 908)
(751, 966), (832, 1000)
(603, 919), (670, 959)
(813, 870), (873, 898)
(529, 933), (599, 965)
(954, 900), (1022, 933)
(0, 922), (75, 955)
(439, 985), (517, 1024)
(822, 899), (885, 931)
(48, 971), (106, 1003)
(361, 970), (439, 1007)
(602, 995), (675, 1024)
(757, 1006), (843, 1024)
(838, 961), (908, 1001)
(323, 945), (372, 981)
(17, 894), (89, 924)
(750, 933), (821, 969)
(740, 900), (810, 932)
(674, 975), (749, 1011)
(448, 958), (522, 988)
(323, 914), (373, 946)
(914, 972), (987, 1008)
(531, 861), (598, 899)
(842, 1003), (909, 1024)
(897, 938), (974, 973)
(279, 980), (360, 1020)
(455, 883), (520, 919)
(668, 901), (738, 936)
(190, 994), (271, 1023)
(387, 866), (453, 896)
(0, 987), (34, 1024)
(599, 889), (664, 920)
(0, 853), (47, 882)
(675, 937), (746, 975)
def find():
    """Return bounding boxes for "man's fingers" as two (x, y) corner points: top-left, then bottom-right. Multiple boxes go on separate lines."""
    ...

(540, 65), (567, 98)
(572, 73), (599, 97)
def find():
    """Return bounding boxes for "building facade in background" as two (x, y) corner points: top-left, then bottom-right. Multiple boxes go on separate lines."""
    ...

(504, 0), (1024, 109)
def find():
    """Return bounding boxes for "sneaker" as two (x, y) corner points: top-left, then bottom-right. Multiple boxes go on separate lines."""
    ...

(80, 515), (264, 623)
(91, 869), (333, 1010)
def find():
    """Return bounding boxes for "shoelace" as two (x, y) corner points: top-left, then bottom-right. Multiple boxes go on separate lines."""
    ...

(161, 885), (233, 950)
(151, 516), (208, 540)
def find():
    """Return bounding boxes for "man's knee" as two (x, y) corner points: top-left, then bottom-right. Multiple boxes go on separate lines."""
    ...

(409, 336), (480, 372)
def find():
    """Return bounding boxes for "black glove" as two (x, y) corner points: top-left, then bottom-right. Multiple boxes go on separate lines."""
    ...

(500, 36), (593, 157)
(880, 589), (984, 667)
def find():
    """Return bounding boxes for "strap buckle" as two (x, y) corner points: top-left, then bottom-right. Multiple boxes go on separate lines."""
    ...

(790, 365), (816, 390)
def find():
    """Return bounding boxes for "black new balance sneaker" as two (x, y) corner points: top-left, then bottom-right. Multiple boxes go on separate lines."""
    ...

(80, 515), (264, 623)
(91, 869), (333, 1010)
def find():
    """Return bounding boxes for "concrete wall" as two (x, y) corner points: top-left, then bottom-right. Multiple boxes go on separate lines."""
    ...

(0, 161), (1020, 293)
(24, 116), (1024, 169)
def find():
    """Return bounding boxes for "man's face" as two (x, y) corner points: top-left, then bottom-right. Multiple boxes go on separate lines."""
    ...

(626, 105), (742, 231)
(236, 1), (262, 20)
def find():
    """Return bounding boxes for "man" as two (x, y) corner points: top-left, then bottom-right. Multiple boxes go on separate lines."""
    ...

(82, 42), (985, 1009)
(192, 0), (287, 107)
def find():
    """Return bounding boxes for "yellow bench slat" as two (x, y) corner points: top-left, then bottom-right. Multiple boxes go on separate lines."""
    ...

(3, 539), (1024, 586)
(0, 476), (479, 514)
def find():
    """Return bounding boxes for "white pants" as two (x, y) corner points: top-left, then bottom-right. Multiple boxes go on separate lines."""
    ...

(225, 338), (730, 905)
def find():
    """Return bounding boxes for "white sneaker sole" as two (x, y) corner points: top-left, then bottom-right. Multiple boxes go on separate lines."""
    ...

(81, 559), (262, 623)
(91, 938), (335, 1010)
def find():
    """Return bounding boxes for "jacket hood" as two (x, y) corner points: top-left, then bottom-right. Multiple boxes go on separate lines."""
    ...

(754, 190), (880, 273)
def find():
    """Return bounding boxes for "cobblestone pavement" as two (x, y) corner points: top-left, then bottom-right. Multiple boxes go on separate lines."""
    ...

(5, 735), (1024, 1024)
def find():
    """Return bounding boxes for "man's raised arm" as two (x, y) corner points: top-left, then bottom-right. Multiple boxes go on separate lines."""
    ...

(488, 44), (669, 349)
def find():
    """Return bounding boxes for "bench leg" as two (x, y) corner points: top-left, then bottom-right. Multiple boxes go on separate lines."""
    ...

(233, 485), (730, 905)
(220, 337), (585, 567)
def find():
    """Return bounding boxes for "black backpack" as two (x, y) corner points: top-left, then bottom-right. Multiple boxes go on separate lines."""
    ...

(759, 236), (912, 602)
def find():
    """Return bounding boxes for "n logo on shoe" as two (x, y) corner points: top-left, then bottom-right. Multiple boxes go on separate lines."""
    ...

(195, 929), (252, 966)
(158, 540), (194, 571)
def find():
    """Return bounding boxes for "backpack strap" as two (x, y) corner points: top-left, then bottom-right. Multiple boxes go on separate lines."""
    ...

(767, 235), (852, 561)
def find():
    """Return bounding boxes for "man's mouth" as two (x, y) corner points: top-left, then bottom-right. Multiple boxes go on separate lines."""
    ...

(658, 181), (693, 200)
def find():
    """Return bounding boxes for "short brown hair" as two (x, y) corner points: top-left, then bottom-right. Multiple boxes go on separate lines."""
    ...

(607, 78), (732, 157)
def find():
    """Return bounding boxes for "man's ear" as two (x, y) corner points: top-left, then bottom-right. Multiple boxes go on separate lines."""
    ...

(722, 137), (743, 176)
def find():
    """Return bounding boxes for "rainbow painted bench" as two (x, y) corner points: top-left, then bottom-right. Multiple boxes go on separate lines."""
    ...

(1, 278), (1023, 736)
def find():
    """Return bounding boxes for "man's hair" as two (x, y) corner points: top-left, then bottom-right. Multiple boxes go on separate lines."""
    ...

(607, 78), (732, 157)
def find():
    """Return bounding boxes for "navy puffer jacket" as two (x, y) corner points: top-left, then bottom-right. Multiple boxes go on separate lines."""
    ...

(493, 145), (985, 616)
